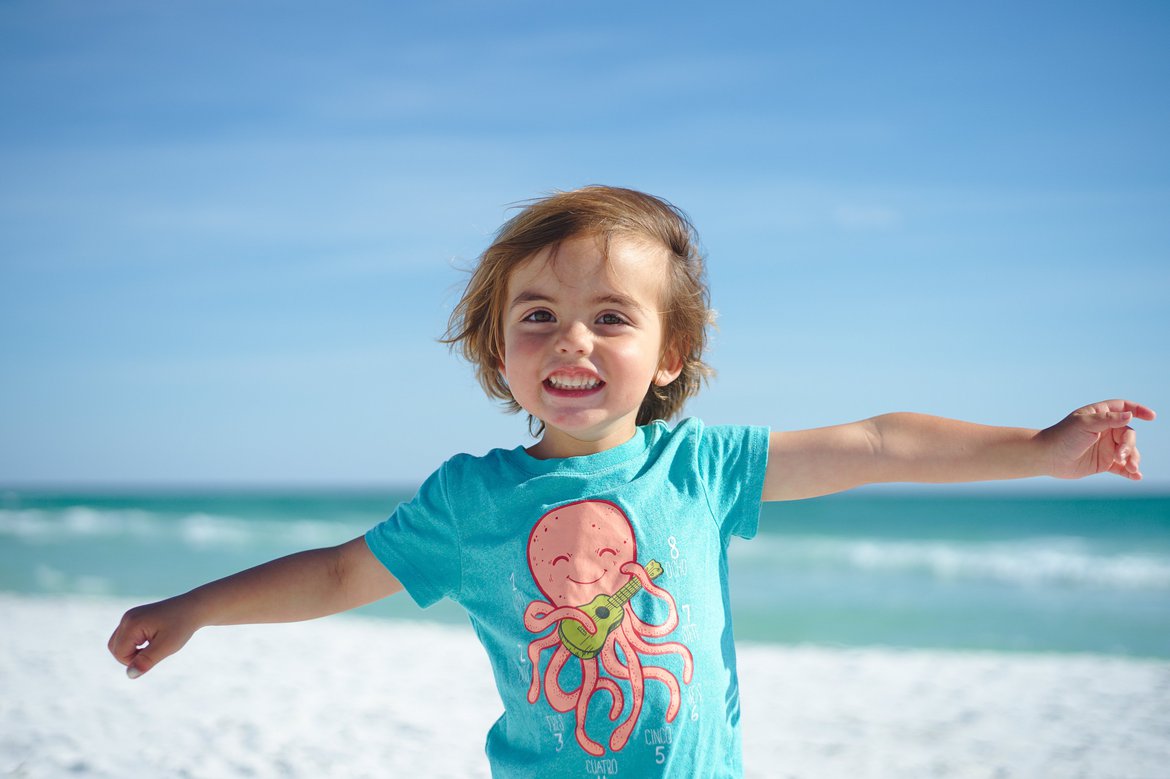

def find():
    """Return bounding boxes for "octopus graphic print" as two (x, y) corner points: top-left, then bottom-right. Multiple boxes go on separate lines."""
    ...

(523, 499), (694, 756)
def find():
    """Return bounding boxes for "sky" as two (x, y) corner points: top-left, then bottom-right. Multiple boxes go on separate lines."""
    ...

(2, 1), (1167, 490)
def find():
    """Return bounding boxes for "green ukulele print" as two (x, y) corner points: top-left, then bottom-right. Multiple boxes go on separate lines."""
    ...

(557, 560), (664, 660)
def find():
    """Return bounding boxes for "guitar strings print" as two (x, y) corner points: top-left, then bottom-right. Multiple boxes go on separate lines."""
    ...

(522, 500), (694, 756)
(556, 560), (664, 660)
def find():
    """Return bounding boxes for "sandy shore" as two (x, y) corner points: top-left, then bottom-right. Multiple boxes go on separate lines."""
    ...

(2, 594), (1167, 778)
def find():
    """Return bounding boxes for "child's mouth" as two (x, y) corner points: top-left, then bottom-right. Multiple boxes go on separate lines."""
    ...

(544, 375), (605, 394)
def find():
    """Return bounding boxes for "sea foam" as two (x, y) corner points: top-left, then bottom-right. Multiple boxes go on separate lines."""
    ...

(0, 506), (363, 548)
(734, 534), (1170, 591)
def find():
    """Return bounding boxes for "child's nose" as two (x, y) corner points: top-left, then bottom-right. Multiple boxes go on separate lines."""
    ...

(556, 321), (592, 354)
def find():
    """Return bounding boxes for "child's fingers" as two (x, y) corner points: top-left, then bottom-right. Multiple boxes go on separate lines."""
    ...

(107, 612), (144, 666)
(1101, 423), (1142, 479)
(123, 639), (171, 679)
(1116, 400), (1157, 421)
(108, 614), (150, 674)
(1108, 458), (1142, 480)
(121, 628), (189, 678)
(1117, 428), (1141, 475)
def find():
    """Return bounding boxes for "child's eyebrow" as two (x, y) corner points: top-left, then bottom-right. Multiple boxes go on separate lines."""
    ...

(509, 290), (648, 312)
(509, 291), (553, 308)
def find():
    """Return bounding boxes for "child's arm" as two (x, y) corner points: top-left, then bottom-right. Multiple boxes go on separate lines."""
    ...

(108, 536), (401, 678)
(763, 399), (1155, 501)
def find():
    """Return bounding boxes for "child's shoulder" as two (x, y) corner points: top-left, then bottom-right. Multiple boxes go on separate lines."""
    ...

(430, 445), (521, 478)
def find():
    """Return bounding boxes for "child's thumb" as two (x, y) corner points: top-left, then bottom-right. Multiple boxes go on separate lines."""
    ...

(125, 654), (153, 679)
(124, 638), (176, 679)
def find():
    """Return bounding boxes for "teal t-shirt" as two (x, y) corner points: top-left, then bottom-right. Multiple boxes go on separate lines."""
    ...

(365, 418), (769, 778)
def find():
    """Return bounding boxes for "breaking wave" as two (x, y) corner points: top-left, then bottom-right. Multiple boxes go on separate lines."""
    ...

(0, 506), (364, 549)
(733, 534), (1170, 591)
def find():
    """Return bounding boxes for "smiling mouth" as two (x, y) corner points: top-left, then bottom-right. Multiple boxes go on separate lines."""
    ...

(544, 375), (605, 393)
(567, 573), (603, 585)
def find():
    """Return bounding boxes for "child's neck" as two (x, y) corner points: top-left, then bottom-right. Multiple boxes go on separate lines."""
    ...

(526, 425), (639, 460)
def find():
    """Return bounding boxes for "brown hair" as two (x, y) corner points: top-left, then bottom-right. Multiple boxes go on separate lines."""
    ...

(442, 185), (714, 434)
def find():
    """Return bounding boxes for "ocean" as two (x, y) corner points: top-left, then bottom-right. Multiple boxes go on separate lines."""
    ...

(2, 488), (1167, 658)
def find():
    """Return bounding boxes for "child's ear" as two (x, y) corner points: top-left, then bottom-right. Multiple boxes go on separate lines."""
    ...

(653, 345), (684, 387)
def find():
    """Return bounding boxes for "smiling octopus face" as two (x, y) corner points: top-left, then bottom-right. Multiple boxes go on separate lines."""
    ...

(527, 500), (638, 606)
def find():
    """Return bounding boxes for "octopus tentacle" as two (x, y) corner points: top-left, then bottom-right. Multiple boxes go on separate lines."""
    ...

(600, 631), (629, 680)
(539, 649), (607, 755)
(543, 647), (577, 713)
(642, 665), (682, 722)
(593, 677), (624, 720)
(622, 613), (694, 684)
(619, 563), (679, 636)
(606, 625), (645, 752)
(524, 601), (597, 634)
(598, 631), (629, 721)
(625, 609), (677, 639)
(526, 631), (562, 703)
(574, 658), (605, 756)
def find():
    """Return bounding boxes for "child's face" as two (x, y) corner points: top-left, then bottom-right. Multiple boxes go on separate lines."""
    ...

(499, 233), (682, 459)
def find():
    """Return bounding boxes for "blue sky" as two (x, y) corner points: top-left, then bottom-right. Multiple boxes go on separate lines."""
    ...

(2, 1), (1167, 489)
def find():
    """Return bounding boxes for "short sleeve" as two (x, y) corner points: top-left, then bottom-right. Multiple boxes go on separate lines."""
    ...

(364, 463), (461, 608)
(694, 422), (770, 542)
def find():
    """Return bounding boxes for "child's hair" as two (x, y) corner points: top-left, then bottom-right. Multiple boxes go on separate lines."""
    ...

(443, 185), (714, 434)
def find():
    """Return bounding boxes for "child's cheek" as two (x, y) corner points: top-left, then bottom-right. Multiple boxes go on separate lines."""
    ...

(507, 332), (550, 366)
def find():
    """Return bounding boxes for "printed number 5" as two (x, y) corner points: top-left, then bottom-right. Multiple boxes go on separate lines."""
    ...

(655, 745), (666, 764)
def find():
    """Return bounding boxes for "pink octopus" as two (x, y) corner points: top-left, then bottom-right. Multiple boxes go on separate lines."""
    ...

(523, 499), (694, 756)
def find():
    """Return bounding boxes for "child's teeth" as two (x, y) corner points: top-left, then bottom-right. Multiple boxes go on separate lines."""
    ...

(550, 376), (600, 389)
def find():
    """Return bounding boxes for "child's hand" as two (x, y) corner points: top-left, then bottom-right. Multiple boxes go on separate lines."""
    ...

(1041, 400), (1156, 480)
(108, 595), (202, 679)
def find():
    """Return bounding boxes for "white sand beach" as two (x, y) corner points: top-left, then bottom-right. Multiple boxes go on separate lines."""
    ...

(2, 594), (1167, 778)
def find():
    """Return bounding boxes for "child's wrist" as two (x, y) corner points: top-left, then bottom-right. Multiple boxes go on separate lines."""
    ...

(1026, 427), (1060, 479)
(180, 586), (222, 629)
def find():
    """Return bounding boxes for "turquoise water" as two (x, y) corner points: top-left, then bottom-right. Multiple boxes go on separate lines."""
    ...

(2, 488), (1167, 657)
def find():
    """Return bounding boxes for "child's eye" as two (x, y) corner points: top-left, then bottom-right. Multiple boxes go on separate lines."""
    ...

(597, 313), (627, 326)
(522, 310), (555, 323)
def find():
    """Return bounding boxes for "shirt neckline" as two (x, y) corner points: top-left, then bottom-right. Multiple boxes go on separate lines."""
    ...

(505, 421), (665, 475)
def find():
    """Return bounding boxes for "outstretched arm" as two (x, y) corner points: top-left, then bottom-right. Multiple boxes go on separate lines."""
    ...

(763, 399), (1155, 502)
(108, 536), (401, 678)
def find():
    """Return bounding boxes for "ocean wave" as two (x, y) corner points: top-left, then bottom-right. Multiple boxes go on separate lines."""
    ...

(733, 535), (1170, 591)
(33, 564), (114, 596)
(0, 507), (363, 549)
(0, 507), (159, 540)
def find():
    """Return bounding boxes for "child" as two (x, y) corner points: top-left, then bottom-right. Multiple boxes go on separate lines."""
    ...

(109, 185), (1154, 778)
